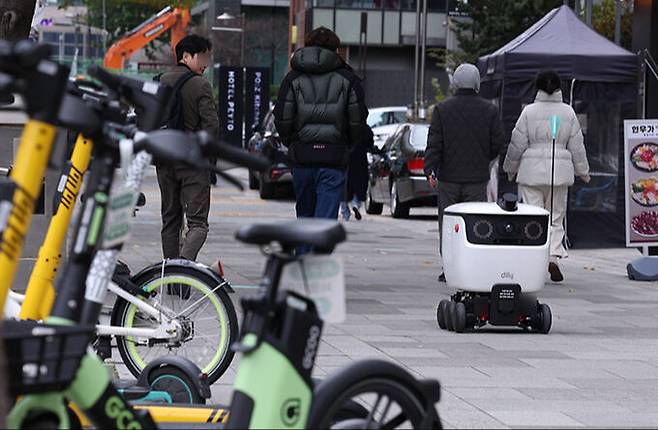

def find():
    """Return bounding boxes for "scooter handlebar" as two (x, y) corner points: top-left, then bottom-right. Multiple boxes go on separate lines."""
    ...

(136, 130), (271, 173)
(87, 65), (124, 93)
(197, 131), (271, 172)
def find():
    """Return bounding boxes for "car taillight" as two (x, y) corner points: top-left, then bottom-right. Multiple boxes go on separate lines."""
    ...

(407, 158), (424, 176)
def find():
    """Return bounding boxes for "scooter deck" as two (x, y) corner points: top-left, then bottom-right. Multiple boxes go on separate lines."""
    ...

(72, 402), (229, 428)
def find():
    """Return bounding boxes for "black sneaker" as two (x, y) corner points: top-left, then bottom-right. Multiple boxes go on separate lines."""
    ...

(548, 263), (564, 282)
(437, 272), (446, 283)
(352, 206), (362, 220)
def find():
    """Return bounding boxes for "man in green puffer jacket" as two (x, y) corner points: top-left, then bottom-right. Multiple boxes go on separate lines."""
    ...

(274, 27), (369, 251)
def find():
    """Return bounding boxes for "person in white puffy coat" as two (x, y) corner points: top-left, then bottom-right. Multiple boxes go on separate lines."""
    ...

(503, 70), (590, 282)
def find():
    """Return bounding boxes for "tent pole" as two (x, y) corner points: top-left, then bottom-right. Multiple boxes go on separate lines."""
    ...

(614, 0), (621, 45)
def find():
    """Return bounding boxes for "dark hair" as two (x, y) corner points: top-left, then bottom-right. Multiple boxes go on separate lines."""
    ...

(305, 27), (341, 51)
(535, 69), (561, 94)
(175, 35), (212, 62)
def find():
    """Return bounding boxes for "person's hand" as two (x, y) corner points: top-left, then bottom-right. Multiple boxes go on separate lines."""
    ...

(427, 174), (437, 188)
(581, 174), (591, 183)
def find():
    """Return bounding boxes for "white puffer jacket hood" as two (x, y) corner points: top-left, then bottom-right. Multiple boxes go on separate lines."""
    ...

(503, 90), (590, 187)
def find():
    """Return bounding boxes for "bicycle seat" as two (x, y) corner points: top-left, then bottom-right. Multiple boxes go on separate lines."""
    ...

(236, 219), (346, 252)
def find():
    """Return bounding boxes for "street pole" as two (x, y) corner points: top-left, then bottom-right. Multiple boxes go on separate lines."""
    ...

(614, 0), (622, 46)
(102, 0), (107, 53)
(419, 0), (428, 119)
(585, 0), (592, 27)
(241, 13), (245, 66)
(413, 0), (421, 118)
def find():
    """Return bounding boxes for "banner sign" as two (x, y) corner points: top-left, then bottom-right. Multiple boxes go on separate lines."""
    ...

(245, 68), (271, 138)
(218, 66), (244, 147)
(624, 119), (658, 246)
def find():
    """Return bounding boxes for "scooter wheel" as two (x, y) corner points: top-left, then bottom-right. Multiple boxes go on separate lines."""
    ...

(437, 300), (449, 330)
(538, 303), (552, 334)
(445, 302), (455, 331)
(148, 365), (206, 404)
(452, 302), (466, 333)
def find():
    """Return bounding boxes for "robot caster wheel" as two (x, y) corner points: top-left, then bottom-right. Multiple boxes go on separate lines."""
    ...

(436, 300), (449, 330)
(436, 300), (466, 333)
(536, 303), (552, 334)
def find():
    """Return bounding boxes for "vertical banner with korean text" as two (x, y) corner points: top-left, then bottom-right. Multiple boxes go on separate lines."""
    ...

(624, 119), (658, 246)
(218, 66), (244, 147)
(244, 68), (271, 138)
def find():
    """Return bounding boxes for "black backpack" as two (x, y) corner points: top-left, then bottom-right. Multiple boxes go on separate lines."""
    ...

(155, 71), (196, 130)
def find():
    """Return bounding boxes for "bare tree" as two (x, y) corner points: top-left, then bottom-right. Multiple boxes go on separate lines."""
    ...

(0, 0), (37, 41)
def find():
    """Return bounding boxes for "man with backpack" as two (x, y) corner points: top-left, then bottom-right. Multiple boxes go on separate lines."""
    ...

(156, 35), (218, 261)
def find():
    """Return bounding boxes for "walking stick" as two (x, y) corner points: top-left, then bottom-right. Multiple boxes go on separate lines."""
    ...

(549, 115), (561, 237)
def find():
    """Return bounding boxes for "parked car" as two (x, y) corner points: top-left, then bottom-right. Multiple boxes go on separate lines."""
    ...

(246, 109), (292, 199)
(367, 106), (407, 129)
(366, 123), (436, 218)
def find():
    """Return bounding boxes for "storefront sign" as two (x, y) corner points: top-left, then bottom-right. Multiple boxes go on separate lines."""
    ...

(245, 68), (270, 137)
(218, 66), (244, 147)
(624, 119), (658, 246)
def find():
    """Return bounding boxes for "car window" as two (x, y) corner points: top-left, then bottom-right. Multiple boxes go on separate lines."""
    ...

(388, 126), (409, 156)
(391, 111), (407, 124)
(382, 126), (403, 152)
(265, 113), (277, 133)
(368, 111), (385, 128)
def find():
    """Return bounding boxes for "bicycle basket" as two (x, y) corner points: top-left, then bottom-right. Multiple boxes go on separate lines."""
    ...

(1, 320), (94, 396)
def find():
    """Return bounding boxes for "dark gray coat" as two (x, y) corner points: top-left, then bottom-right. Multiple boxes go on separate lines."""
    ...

(424, 89), (505, 183)
(273, 47), (368, 167)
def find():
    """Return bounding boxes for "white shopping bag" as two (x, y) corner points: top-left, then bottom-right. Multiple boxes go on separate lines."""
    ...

(280, 255), (346, 324)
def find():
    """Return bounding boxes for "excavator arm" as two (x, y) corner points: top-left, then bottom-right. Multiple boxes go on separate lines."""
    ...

(103, 6), (190, 70)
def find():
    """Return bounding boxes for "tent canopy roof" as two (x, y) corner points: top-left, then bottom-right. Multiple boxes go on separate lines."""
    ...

(478, 5), (638, 82)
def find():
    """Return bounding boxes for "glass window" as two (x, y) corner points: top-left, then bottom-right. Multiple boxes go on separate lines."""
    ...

(64, 45), (76, 56)
(391, 110), (407, 124)
(335, 0), (381, 8)
(42, 32), (59, 43)
(314, 0), (335, 6)
(64, 33), (76, 43)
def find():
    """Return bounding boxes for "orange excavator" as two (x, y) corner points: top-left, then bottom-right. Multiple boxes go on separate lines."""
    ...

(103, 6), (190, 69)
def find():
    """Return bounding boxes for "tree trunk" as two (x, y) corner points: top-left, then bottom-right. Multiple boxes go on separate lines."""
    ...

(0, 0), (37, 42)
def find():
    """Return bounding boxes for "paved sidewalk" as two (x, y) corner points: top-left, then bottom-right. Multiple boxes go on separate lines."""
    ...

(118, 169), (658, 429)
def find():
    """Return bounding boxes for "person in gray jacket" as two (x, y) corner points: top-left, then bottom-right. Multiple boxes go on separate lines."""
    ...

(424, 63), (505, 282)
(503, 70), (590, 282)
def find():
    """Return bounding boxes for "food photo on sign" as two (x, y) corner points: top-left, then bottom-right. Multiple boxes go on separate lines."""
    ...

(624, 120), (658, 245)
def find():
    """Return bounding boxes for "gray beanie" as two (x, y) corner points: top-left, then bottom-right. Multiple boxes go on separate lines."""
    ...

(452, 63), (481, 93)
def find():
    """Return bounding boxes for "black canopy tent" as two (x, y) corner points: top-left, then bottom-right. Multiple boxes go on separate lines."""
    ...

(477, 5), (639, 248)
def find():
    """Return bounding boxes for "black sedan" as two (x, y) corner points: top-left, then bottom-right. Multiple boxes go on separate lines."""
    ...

(366, 123), (436, 218)
(246, 109), (292, 199)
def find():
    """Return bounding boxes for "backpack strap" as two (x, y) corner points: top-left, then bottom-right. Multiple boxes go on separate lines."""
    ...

(172, 71), (197, 95)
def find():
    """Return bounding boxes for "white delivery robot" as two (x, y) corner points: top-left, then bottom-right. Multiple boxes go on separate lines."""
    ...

(437, 194), (552, 334)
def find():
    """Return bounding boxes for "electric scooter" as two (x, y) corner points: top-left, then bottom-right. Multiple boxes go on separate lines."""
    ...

(1, 52), (443, 429)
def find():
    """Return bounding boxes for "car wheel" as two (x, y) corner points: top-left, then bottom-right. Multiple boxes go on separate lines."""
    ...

(259, 177), (276, 199)
(390, 181), (409, 219)
(248, 170), (259, 190)
(365, 188), (383, 215)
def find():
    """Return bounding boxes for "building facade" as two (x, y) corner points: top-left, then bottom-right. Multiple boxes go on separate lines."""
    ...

(287, 0), (454, 107)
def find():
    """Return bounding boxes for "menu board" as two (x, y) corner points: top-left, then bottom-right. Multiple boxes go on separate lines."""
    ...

(624, 120), (658, 246)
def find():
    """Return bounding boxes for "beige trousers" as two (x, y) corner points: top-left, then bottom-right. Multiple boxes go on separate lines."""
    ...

(519, 184), (569, 262)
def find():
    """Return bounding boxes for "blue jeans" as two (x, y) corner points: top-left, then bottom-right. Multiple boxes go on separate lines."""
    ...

(292, 167), (346, 254)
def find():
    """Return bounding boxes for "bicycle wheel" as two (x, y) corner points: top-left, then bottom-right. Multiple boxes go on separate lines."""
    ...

(111, 266), (237, 384)
(309, 362), (442, 429)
